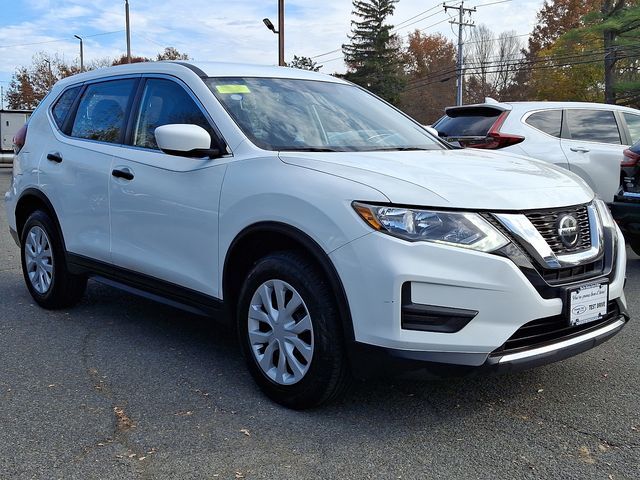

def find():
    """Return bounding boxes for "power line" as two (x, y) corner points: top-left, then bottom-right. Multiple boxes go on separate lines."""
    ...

(0, 30), (124, 50)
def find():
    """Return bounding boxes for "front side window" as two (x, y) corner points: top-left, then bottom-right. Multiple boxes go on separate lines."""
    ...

(623, 113), (640, 144)
(52, 86), (81, 129)
(525, 110), (562, 137)
(133, 79), (214, 150)
(565, 109), (621, 144)
(71, 79), (137, 144)
(207, 77), (441, 152)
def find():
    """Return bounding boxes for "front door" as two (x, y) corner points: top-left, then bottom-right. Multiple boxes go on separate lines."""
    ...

(109, 77), (227, 298)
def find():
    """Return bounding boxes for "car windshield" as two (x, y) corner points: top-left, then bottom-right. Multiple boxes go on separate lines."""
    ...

(206, 77), (442, 152)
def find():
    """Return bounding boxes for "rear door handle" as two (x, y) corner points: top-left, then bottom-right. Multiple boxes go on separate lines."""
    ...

(46, 152), (63, 163)
(111, 167), (134, 181)
(570, 147), (590, 153)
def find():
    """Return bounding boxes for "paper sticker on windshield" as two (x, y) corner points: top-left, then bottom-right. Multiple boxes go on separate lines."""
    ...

(215, 85), (251, 94)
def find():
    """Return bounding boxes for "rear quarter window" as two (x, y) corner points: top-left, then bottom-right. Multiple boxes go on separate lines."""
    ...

(525, 110), (562, 137)
(623, 113), (640, 144)
(51, 86), (81, 129)
(434, 108), (501, 137)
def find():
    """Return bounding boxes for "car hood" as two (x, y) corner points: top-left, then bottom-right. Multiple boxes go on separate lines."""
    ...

(279, 148), (594, 210)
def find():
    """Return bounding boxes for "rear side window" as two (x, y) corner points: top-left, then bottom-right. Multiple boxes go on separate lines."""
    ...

(71, 79), (137, 144)
(565, 109), (621, 144)
(51, 86), (81, 129)
(434, 108), (501, 137)
(525, 110), (562, 137)
(133, 78), (214, 150)
(623, 113), (640, 144)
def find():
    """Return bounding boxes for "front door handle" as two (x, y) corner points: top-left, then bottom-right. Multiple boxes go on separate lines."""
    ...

(570, 147), (590, 153)
(111, 167), (134, 181)
(46, 152), (63, 163)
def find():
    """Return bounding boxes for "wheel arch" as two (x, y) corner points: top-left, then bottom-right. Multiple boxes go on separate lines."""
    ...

(15, 188), (66, 250)
(222, 221), (355, 342)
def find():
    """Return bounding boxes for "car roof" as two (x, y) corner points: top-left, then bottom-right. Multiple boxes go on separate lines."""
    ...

(52, 60), (348, 91)
(446, 100), (639, 115)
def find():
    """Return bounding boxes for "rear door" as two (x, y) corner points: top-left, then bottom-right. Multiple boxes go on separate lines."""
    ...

(39, 77), (139, 262)
(560, 108), (627, 202)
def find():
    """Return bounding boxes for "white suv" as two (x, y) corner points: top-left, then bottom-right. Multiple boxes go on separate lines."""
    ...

(4, 63), (629, 408)
(433, 100), (640, 202)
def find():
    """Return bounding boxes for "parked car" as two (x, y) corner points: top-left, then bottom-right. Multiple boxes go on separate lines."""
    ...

(432, 100), (640, 202)
(4, 63), (628, 408)
(611, 141), (640, 255)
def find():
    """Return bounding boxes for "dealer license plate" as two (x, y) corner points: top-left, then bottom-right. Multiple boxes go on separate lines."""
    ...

(569, 283), (608, 326)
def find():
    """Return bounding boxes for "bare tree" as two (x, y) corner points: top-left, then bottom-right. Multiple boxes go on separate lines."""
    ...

(464, 25), (523, 102)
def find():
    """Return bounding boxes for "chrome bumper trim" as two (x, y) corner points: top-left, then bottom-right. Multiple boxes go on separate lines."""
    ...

(498, 318), (625, 363)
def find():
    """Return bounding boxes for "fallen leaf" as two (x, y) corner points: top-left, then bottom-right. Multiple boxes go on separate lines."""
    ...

(578, 446), (596, 464)
(240, 429), (250, 437)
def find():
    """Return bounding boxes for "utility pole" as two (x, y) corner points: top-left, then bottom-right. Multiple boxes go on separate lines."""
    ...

(444, 2), (475, 106)
(125, 0), (132, 63)
(74, 35), (84, 72)
(278, 0), (285, 66)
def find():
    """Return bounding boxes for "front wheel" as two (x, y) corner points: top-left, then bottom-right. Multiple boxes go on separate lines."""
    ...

(20, 210), (87, 309)
(630, 239), (640, 256)
(237, 252), (350, 409)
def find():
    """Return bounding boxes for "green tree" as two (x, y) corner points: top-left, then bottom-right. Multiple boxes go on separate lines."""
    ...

(342, 0), (404, 104)
(576, 0), (640, 105)
(287, 55), (321, 71)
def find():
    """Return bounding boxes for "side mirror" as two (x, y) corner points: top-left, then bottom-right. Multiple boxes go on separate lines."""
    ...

(155, 124), (220, 158)
(423, 125), (439, 137)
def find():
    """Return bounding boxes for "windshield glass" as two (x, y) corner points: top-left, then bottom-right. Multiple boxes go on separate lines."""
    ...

(206, 77), (442, 152)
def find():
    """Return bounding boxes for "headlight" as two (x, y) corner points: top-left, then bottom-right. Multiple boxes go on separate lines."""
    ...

(353, 202), (509, 252)
(594, 198), (615, 230)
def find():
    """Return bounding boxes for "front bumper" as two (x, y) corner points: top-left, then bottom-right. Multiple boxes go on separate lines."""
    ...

(330, 224), (627, 373)
(349, 307), (627, 378)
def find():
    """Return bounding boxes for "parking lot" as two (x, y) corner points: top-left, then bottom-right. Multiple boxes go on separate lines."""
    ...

(0, 165), (638, 479)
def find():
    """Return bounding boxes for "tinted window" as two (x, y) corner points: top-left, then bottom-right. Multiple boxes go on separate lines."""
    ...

(433, 108), (501, 137)
(525, 110), (562, 137)
(71, 79), (136, 143)
(565, 109), (621, 144)
(623, 113), (640, 144)
(133, 79), (213, 150)
(52, 86), (81, 129)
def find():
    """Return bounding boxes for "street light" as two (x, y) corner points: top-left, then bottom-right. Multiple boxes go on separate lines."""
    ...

(74, 35), (84, 72)
(262, 0), (285, 66)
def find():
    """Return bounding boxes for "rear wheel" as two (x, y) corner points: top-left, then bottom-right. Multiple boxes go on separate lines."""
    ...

(237, 251), (350, 409)
(20, 210), (87, 309)
(630, 240), (640, 256)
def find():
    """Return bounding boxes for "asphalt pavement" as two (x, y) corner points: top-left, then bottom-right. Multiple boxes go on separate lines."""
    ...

(0, 165), (638, 479)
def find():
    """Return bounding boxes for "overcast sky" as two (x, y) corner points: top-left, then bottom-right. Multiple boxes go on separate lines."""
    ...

(0, 0), (542, 101)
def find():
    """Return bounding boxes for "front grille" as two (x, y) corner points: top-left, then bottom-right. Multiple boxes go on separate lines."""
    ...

(525, 205), (591, 255)
(493, 301), (619, 355)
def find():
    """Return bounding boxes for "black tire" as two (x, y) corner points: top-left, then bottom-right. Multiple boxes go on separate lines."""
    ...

(20, 210), (87, 309)
(237, 251), (350, 409)
(630, 240), (640, 256)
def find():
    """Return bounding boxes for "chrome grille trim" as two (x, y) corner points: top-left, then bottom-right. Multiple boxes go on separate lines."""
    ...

(494, 203), (603, 269)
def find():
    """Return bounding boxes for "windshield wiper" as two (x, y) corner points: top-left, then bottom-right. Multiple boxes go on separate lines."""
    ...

(367, 147), (432, 151)
(279, 147), (342, 152)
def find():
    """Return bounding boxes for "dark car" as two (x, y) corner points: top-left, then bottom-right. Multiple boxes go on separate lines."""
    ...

(612, 141), (640, 255)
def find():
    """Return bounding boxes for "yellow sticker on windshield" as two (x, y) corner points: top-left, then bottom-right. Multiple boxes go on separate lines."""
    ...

(215, 85), (251, 94)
